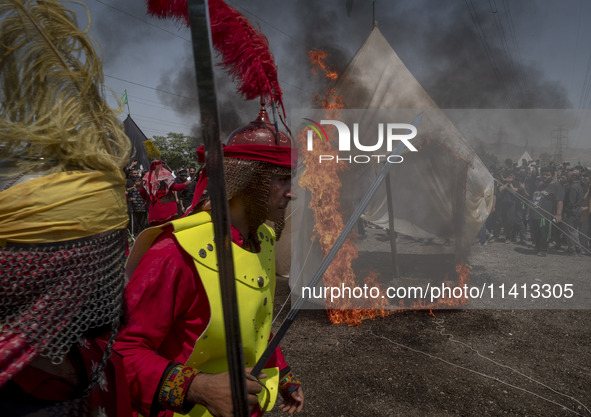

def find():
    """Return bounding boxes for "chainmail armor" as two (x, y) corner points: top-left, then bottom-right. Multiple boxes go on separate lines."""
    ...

(0, 229), (126, 392)
(221, 158), (291, 240)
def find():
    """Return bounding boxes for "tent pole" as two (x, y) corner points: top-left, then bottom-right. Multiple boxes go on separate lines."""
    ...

(385, 173), (399, 278)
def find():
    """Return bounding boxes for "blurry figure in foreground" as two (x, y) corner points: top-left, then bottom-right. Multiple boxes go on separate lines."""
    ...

(0, 1), (132, 415)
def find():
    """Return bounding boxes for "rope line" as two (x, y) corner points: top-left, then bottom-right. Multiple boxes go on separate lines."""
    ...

(368, 318), (590, 416)
(272, 207), (310, 325)
(491, 177), (591, 251)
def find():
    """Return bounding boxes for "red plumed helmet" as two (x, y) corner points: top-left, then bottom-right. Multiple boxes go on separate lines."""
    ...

(226, 106), (291, 147)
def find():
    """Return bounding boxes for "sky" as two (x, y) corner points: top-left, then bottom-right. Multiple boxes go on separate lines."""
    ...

(72, 0), (591, 152)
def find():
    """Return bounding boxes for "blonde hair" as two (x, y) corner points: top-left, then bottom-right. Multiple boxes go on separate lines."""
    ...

(0, 0), (130, 173)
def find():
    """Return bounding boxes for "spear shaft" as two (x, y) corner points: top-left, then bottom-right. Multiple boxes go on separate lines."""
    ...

(187, 1), (249, 415)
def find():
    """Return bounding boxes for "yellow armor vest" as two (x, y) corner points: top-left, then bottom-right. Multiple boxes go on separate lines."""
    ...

(170, 212), (279, 417)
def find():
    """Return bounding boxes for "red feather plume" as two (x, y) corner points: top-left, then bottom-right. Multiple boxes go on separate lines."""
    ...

(146, 0), (285, 115)
(146, 0), (190, 24)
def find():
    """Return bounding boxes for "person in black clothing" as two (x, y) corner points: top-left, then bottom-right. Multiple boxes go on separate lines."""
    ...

(188, 166), (198, 182)
(529, 167), (564, 256)
(495, 172), (517, 242)
(552, 171), (569, 250)
(563, 171), (584, 255)
(126, 168), (141, 192)
(511, 172), (528, 244)
(125, 168), (142, 235)
(128, 178), (148, 236)
(180, 168), (198, 215)
(579, 172), (591, 254)
(124, 159), (139, 178)
(174, 169), (189, 216)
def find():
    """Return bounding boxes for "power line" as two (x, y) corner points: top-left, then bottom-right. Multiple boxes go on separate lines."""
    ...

(115, 91), (200, 114)
(97, 0), (308, 108)
(128, 120), (193, 137)
(122, 94), (180, 112)
(95, 0), (339, 131)
(119, 112), (195, 135)
(489, 0), (526, 101)
(93, 0), (191, 43)
(225, 0), (297, 43)
(221, 1), (308, 95)
(105, 74), (198, 102)
(464, 0), (512, 106)
(502, 0), (528, 97)
(132, 113), (196, 130)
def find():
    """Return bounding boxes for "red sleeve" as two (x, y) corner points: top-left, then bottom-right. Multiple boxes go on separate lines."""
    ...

(114, 233), (201, 416)
(265, 333), (288, 371)
(171, 183), (187, 192)
(139, 187), (148, 200)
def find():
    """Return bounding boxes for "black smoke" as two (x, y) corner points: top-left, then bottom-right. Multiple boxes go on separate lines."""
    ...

(89, 0), (574, 141)
(265, 0), (572, 109)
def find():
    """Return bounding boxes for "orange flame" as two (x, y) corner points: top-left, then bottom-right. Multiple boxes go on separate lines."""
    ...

(308, 50), (339, 80)
(405, 263), (472, 311)
(299, 50), (389, 326)
(301, 50), (472, 326)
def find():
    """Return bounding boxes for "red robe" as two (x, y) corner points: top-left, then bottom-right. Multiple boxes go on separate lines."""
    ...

(114, 226), (287, 417)
(0, 338), (132, 416)
(140, 183), (186, 226)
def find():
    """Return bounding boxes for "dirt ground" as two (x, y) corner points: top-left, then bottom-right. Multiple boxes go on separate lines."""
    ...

(267, 228), (591, 417)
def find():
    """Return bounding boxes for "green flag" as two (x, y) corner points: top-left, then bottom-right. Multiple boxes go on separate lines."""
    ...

(121, 89), (128, 105)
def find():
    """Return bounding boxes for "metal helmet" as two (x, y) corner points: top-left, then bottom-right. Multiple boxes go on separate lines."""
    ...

(226, 106), (292, 147)
(220, 106), (293, 239)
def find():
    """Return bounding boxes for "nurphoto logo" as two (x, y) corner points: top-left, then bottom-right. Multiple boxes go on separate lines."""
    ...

(302, 118), (418, 164)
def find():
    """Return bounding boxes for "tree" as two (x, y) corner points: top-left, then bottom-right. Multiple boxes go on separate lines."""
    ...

(151, 133), (202, 171)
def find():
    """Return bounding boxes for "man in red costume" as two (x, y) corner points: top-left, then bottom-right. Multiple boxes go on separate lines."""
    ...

(115, 108), (304, 417)
(141, 152), (191, 226)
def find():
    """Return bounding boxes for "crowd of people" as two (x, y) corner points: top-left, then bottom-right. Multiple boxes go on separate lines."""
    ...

(480, 158), (591, 257)
(125, 153), (591, 258)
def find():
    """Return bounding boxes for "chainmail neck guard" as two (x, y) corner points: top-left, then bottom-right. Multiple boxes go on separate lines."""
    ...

(0, 229), (127, 392)
(209, 158), (291, 240)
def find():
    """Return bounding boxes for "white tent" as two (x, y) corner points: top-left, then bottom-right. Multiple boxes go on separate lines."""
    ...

(289, 26), (494, 289)
(518, 150), (533, 166)
(339, 27), (493, 244)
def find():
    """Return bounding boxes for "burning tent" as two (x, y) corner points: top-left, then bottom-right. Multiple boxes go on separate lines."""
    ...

(288, 26), (494, 317)
(338, 26), (493, 253)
